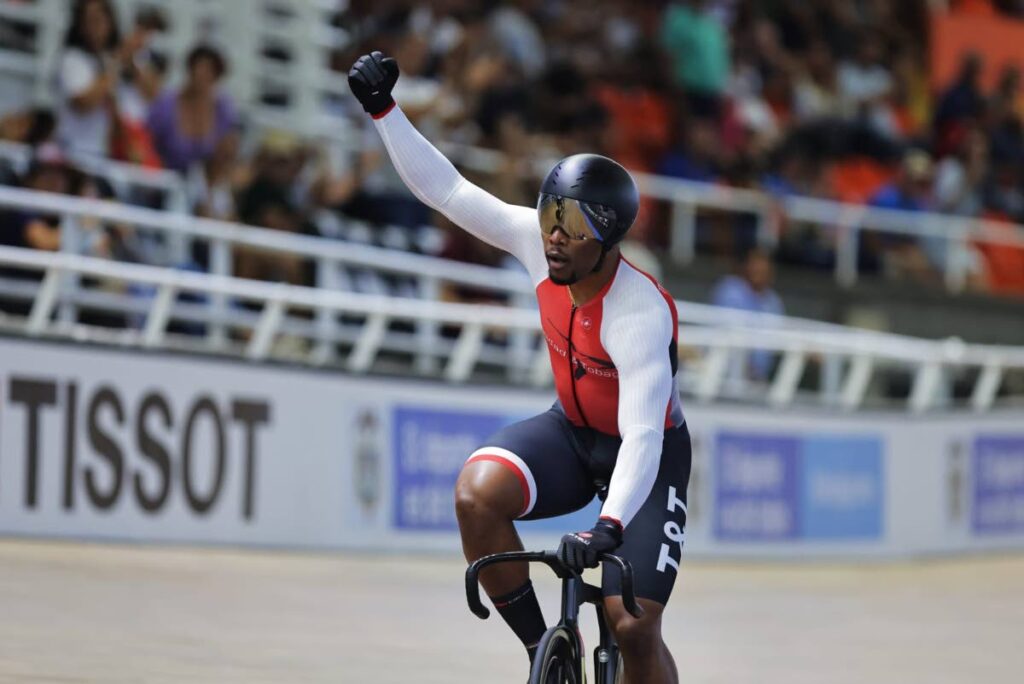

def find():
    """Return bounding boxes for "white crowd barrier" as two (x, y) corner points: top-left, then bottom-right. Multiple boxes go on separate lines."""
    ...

(1, 238), (1023, 413)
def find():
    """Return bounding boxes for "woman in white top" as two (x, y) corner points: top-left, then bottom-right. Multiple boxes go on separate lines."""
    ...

(56, 0), (157, 157)
(56, 0), (123, 158)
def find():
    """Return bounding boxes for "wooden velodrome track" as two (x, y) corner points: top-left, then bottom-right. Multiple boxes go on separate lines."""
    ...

(0, 540), (1019, 683)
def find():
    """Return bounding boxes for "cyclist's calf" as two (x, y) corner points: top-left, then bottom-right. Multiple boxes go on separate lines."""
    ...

(455, 460), (528, 595)
(606, 597), (667, 670)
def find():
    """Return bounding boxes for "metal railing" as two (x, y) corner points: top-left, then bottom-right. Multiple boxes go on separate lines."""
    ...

(1, 186), (1023, 412)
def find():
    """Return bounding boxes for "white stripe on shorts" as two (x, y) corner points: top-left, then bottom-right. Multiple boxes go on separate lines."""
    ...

(467, 446), (538, 517)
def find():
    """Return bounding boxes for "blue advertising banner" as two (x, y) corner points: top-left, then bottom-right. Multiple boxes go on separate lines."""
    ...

(972, 436), (1024, 535)
(801, 437), (883, 540)
(393, 407), (508, 530)
(715, 432), (884, 542)
(715, 433), (800, 541)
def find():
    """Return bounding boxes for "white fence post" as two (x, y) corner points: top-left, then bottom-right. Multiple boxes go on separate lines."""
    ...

(670, 197), (697, 265)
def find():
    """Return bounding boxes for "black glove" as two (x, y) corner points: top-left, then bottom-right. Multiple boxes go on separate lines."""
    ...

(558, 518), (623, 572)
(348, 50), (400, 117)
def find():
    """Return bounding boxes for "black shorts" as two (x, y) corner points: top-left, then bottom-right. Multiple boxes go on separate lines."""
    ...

(467, 404), (691, 606)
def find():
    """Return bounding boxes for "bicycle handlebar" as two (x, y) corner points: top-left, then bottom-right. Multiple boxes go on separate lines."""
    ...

(465, 550), (644, 620)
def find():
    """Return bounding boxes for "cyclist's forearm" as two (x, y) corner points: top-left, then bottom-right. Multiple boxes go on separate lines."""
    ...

(373, 105), (464, 211)
(600, 426), (662, 527)
(373, 106), (545, 281)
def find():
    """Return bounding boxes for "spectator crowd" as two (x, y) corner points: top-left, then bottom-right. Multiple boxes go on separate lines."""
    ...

(2, 0), (1024, 306)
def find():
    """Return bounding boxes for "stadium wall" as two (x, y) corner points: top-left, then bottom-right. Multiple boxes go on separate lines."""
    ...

(0, 337), (1022, 560)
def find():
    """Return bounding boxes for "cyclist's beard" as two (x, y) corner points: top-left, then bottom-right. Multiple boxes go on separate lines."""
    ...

(549, 268), (580, 286)
(548, 248), (605, 285)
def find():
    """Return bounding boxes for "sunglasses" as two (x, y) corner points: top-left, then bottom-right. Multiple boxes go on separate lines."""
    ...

(537, 193), (614, 242)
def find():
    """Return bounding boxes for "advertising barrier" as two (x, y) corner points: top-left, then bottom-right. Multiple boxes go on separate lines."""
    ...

(1, 336), (1022, 559)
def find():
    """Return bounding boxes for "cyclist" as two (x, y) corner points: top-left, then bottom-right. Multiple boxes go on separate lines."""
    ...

(350, 51), (691, 684)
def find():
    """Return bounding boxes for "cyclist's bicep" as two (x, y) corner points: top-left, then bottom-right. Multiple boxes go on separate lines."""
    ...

(443, 180), (548, 285)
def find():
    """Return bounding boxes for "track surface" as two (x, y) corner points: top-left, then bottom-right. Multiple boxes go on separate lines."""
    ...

(0, 540), (1021, 683)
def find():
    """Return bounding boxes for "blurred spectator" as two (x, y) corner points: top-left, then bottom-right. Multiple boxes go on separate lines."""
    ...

(660, 0), (729, 115)
(933, 52), (986, 157)
(0, 145), (76, 257)
(146, 45), (238, 173)
(57, 0), (157, 157)
(0, 107), (56, 146)
(866, 149), (940, 280)
(793, 40), (842, 122)
(657, 118), (722, 183)
(233, 132), (311, 285)
(837, 31), (893, 124)
(934, 127), (988, 217)
(710, 247), (784, 380)
(488, 0), (546, 79)
(111, 6), (167, 167)
(56, 0), (121, 157)
(186, 129), (243, 222)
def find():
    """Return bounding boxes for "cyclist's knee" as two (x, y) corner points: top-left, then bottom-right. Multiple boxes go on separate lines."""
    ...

(608, 600), (663, 654)
(454, 460), (523, 523)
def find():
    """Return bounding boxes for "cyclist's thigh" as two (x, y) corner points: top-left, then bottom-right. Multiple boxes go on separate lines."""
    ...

(467, 408), (595, 520)
(602, 422), (692, 606)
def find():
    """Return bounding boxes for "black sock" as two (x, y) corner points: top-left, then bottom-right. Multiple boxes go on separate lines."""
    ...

(490, 580), (546, 658)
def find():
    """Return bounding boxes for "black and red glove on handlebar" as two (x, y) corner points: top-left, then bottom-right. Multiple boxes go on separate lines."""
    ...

(557, 518), (623, 572)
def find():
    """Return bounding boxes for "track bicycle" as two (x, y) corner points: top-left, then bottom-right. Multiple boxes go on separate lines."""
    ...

(466, 550), (644, 684)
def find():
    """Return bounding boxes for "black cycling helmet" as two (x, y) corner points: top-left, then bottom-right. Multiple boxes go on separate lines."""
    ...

(538, 153), (639, 248)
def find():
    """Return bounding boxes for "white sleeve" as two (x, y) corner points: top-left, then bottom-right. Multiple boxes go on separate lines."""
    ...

(372, 107), (547, 285)
(60, 50), (98, 97)
(599, 295), (675, 528)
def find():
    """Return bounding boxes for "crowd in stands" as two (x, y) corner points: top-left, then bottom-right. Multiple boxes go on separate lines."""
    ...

(2, 0), (1024, 309)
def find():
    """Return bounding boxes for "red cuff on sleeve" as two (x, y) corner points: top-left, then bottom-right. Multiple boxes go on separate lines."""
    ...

(371, 101), (397, 120)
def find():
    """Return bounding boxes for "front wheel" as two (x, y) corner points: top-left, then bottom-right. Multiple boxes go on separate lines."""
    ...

(529, 626), (583, 684)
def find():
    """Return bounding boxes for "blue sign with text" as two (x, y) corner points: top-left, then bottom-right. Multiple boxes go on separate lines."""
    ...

(714, 432), (884, 542)
(393, 407), (507, 530)
(972, 436), (1024, 535)
(801, 437), (883, 540)
(715, 433), (800, 540)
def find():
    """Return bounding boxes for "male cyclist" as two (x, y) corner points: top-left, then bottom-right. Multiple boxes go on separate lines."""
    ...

(350, 51), (691, 684)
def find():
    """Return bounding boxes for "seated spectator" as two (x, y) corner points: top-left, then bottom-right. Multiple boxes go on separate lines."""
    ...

(146, 45), (238, 173)
(933, 52), (986, 157)
(0, 145), (88, 305)
(657, 118), (722, 183)
(837, 31), (893, 124)
(710, 247), (784, 381)
(0, 107), (56, 146)
(0, 108), (56, 185)
(793, 40), (841, 123)
(186, 128), (244, 222)
(934, 127), (988, 217)
(866, 149), (940, 280)
(233, 133), (311, 286)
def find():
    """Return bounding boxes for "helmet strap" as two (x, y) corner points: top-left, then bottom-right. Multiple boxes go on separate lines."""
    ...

(590, 240), (615, 274)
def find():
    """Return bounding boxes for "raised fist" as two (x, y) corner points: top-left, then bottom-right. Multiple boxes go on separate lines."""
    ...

(348, 51), (400, 117)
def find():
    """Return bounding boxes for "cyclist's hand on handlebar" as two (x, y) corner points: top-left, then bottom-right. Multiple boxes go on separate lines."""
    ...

(558, 518), (623, 571)
(348, 50), (400, 117)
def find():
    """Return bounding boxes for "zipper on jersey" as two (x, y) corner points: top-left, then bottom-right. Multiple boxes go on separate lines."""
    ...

(567, 305), (591, 427)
